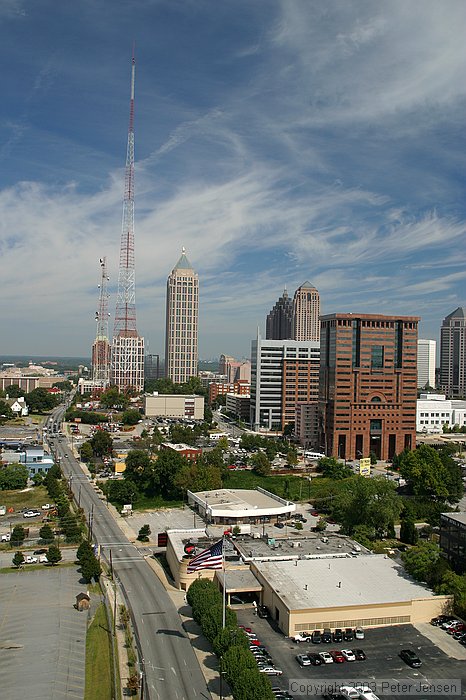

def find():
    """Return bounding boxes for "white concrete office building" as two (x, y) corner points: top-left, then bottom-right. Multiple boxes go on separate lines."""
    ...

(417, 339), (436, 389)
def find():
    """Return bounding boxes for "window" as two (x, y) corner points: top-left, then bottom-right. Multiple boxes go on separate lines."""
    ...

(371, 345), (384, 369)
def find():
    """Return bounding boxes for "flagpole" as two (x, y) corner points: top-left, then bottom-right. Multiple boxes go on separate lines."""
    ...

(222, 536), (226, 628)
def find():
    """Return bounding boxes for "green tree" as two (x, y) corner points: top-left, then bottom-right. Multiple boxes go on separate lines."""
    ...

(47, 544), (62, 566)
(0, 399), (14, 422)
(436, 571), (466, 617)
(401, 541), (443, 584)
(124, 450), (156, 492)
(212, 625), (250, 657)
(11, 525), (25, 546)
(317, 457), (353, 480)
(12, 550), (25, 568)
(137, 524), (151, 542)
(105, 479), (140, 507)
(174, 461), (222, 494)
(39, 524), (54, 543)
(4, 384), (23, 398)
(99, 387), (129, 409)
(81, 554), (102, 582)
(25, 387), (58, 413)
(250, 451), (271, 476)
(121, 409), (141, 426)
(352, 524), (375, 549)
(32, 472), (45, 486)
(79, 441), (94, 463)
(369, 451), (378, 465)
(398, 445), (451, 501)
(315, 517), (328, 532)
(0, 463), (29, 490)
(52, 380), (72, 392)
(77, 539), (94, 563)
(286, 447), (299, 467)
(332, 476), (402, 537)
(90, 430), (113, 457)
(399, 518), (418, 545)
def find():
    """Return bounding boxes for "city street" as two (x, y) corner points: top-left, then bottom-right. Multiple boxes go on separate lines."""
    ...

(50, 405), (212, 700)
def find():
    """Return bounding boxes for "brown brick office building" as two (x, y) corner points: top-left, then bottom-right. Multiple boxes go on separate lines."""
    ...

(319, 313), (419, 461)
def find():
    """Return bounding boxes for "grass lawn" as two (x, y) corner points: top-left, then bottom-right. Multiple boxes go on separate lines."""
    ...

(85, 601), (114, 700)
(133, 493), (184, 510)
(222, 469), (307, 501)
(0, 485), (49, 512)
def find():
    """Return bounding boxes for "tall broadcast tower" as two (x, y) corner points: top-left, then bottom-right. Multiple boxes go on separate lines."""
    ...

(111, 50), (145, 392)
(92, 257), (111, 387)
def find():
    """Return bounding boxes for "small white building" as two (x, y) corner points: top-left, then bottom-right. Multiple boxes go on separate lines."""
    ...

(187, 487), (296, 525)
(6, 397), (28, 416)
(417, 393), (466, 433)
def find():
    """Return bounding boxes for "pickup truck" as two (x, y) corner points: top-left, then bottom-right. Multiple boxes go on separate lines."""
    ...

(24, 555), (38, 564)
(1, 532), (11, 542)
(292, 632), (312, 643)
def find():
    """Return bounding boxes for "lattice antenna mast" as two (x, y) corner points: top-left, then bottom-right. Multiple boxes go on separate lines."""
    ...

(114, 50), (138, 338)
(93, 257), (111, 382)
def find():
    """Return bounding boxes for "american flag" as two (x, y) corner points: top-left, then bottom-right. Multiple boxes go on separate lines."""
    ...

(187, 538), (224, 573)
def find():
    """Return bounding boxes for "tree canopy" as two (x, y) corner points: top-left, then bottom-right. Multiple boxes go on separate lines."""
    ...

(0, 463), (29, 490)
(332, 475), (402, 537)
(25, 387), (58, 413)
(398, 444), (462, 503)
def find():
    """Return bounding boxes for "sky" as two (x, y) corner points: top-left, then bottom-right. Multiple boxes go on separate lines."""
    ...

(0, 0), (465, 361)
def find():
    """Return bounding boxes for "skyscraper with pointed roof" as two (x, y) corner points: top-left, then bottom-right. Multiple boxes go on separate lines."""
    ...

(165, 248), (199, 384)
(292, 282), (320, 342)
(440, 306), (466, 398)
(266, 288), (293, 340)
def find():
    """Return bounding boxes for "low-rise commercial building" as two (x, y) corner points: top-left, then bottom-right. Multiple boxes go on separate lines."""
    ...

(160, 443), (202, 461)
(225, 393), (250, 421)
(187, 487), (295, 525)
(144, 393), (204, 420)
(417, 393), (466, 433)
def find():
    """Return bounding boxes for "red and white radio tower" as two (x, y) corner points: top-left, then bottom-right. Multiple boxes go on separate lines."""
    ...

(111, 49), (145, 392)
(92, 257), (111, 386)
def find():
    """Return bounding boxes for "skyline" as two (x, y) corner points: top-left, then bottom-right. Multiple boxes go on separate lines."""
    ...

(0, 1), (465, 360)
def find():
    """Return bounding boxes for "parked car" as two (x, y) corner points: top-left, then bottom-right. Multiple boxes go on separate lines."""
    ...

(353, 649), (367, 661)
(431, 615), (455, 626)
(41, 503), (52, 510)
(355, 685), (380, 700)
(258, 666), (283, 675)
(24, 555), (38, 564)
(330, 650), (345, 663)
(341, 649), (356, 661)
(307, 653), (323, 666)
(333, 628), (343, 642)
(311, 630), (322, 644)
(1, 533), (11, 542)
(33, 548), (47, 555)
(355, 627), (365, 640)
(318, 651), (334, 664)
(257, 605), (269, 618)
(274, 522), (285, 529)
(296, 654), (311, 667)
(339, 686), (360, 699)
(399, 649), (422, 668)
(292, 632), (312, 643)
(344, 628), (354, 641)
(38, 555), (48, 563)
(322, 628), (332, 643)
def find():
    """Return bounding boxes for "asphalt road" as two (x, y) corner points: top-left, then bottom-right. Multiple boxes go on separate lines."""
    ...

(50, 405), (212, 700)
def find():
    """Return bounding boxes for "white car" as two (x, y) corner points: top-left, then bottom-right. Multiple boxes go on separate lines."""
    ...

(24, 556), (38, 564)
(356, 688), (379, 700)
(318, 651), (334, 664)
(1, 533), (11, 542)
(296, 654), (311, 666)
(355, 627), (365, 639)
(340, 687), (360, 700)
(258, 666), (283, 675)
(41, 503), (52, 510)
(23, 510), (40, 518)
(341, 649), (356, 661)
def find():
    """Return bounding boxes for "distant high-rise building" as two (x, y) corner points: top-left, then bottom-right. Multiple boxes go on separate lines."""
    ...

(250, 331), (320, 431)
(219, 354), (251, 383)
(417, 339), (436, 389)
(266, 288), (293, 340)
(165, 248), (199, 384)
(319, 313), (419, 461)
(440, 307), (466, 398)
(292, 282), (320, 342)
(145, 354), (160, 381)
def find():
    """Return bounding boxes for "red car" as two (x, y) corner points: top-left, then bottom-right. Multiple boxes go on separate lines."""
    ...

(310, 510), (319, 516)
(330, 650), (345, 663)
(238, 626), (252, 634)
(249, 639), (261, 646)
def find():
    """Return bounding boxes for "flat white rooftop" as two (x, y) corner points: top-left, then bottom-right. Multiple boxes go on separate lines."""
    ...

(253, 555), (435, 610)
(188, 488), (294, 513)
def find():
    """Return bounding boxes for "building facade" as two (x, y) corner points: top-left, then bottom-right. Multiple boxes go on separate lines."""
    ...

(440, 512), (466, 574)
(250, 333), (320, 431)
(417, 393), (466, 433)
(266, 288), (293, 340)
(209, 380), (250, 405)
(319, 313), (419, 461)
(440, 307), (466, 398)
(111, 335), (145, 393)
(295, 402), (320, 448)
(417, 339), (436, 389)
(292, 282), (320, 342)
(165, 248), (199, 384)
(225, 392), (251, 421)
(144, 393), (204, 420)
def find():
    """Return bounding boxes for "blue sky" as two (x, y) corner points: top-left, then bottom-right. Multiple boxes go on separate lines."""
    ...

(0, 0), (465, 361)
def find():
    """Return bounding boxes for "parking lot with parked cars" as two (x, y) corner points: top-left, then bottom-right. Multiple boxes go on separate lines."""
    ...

(235, 610), (466, 699)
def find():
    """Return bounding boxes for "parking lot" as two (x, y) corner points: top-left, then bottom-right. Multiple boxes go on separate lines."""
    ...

(0, 566), (88, 700)
(235, 609), (466, 699)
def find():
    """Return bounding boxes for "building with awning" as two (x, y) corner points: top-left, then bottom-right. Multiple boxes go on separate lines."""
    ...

(187, 487), (295, 525)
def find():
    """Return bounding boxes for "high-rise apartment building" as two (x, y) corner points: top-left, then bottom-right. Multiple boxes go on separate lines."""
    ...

(440, 307), (466, 398)
(292, 282), (320, 342)
(250, 332), (320, 431)
(319, 313), (419, 461)
(165, 248), (199, 384)
(266, 288), (293, 340)
(417, 339), (436, 389)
